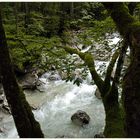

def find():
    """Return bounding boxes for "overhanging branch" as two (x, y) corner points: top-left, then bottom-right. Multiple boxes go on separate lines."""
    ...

(60, 45), (104, 91)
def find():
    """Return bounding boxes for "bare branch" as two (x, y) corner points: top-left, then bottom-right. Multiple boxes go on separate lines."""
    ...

(104, 48), (120, 92)
(109, 39), (128, 98)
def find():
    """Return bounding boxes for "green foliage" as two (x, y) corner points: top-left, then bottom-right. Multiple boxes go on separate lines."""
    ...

(82, 2), (107, 20)
(3, 2), (117, 84)
(27, 20), (44, 35)
(4, 24), (17, 34)
(43, 15), (60, 37)
(78, 17), (116, 43)
(9, 47), (26, 69)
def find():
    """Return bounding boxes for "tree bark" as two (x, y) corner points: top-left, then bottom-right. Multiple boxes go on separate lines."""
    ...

(103, 40), (128, 137)
(103, 97), (125, 137)
(0, 11), (44, 138)
(122, 31), (140, 137)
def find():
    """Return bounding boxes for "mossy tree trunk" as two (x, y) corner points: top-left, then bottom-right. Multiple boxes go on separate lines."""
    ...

(103, 93), (125, 137)
(123, 30), (140, 137)
(104, 2), (140, 137)
(102, 40), (128, 137)
(0, 11), (44, 138)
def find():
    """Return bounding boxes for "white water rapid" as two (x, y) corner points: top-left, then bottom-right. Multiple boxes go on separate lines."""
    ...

(0, 73), (105, 138)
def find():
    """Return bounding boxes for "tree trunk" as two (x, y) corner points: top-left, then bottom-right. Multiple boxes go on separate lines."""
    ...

(103, 40), (127, 138)
(104, 99), (125, 138)
(14, 3), (18, 35)
(58, 3), (66, 36)
(70, 2), (74, 17)
(103, 94), (125, 137)
(122, 31), (140, 137)
(103, 2), (140, 137)
(0, 11), (44, 138)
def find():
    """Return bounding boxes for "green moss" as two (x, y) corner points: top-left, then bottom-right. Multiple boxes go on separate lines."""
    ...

(83, 53), (104, 93)
(64, 46), (78, 55)
(104, 103), (125, 138)
(104, 3), (135, 36)
(84, 53), (94, 65)
(102, 83), (125, 138)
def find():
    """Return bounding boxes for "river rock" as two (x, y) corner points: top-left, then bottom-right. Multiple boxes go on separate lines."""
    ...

(95, 88), (102, 99)
(41, 71), (61, 81)
(0, 95), (4, 104)
(22, 83), (37, 90)
(0, 128), (4, 133)
(23, 73), (38, 83)
(94, 132), (105, 138)
(48, 74), (61, 81)
(1, 104), (11, 114)
(48, 71), (61, 81)
(59, 71), (67, 80)
(0, 94), (11, 114)
(71, 110), (90, 126)
(0, 102), (11, 114)
(19, 73), (39, 90)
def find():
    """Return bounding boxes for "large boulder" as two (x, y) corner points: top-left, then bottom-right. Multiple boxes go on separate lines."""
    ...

(19, 73), (39, 90)
(22, 83), (37, 90)
(20, 73), (38, 84)
(71, 110), (90, 126)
